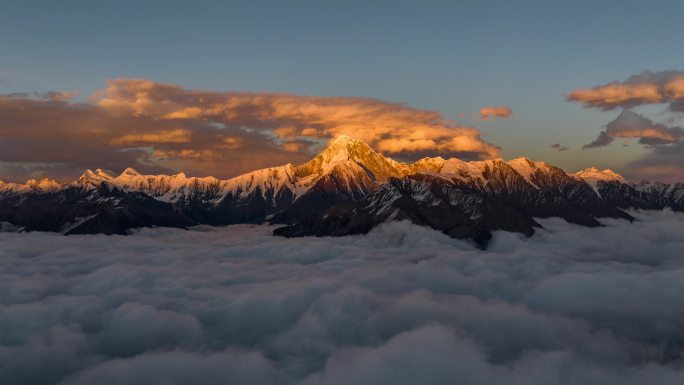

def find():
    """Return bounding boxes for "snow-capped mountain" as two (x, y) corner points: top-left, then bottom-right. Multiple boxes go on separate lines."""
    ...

(573, 167), (626, 194)
(1, 135), (682, 246)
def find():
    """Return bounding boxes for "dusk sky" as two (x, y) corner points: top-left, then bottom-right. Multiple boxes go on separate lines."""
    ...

(3, 4), (684, 384)
(2, 0), (684, 182)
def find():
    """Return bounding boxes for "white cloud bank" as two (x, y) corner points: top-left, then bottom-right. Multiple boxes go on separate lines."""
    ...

(1, 211), (684, 385)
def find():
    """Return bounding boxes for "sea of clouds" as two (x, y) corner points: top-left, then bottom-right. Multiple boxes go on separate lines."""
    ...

(1, 210), (684, 385)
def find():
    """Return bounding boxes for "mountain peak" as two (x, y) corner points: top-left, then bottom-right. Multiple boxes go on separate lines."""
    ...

(121, 167), (141, 176)
(326, 135), (373, 153)
(315, 135), (377, 163)
(295, 135), (407, 181)
(75, 168), (115, 187)
(576, 167), (624, 179)
(81, 168), (113, 179)
(26, 178), (61, 190)
(575, 167), (626, 190)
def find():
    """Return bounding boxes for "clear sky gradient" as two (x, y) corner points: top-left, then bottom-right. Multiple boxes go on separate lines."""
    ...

(1, 0), (683, 180)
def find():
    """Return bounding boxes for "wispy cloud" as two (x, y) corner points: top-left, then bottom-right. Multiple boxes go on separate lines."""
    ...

(550, 143), (569, 151)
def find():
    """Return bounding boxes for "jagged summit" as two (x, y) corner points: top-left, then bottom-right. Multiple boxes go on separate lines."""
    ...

(574, 167), (626, 194)
(121, 167), (141, 176)
(294, 135), (409, 182)
(77, 169), (115, 186)
(574, 167), (626, 182)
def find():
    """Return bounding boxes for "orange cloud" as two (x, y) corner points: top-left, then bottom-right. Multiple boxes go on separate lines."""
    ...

(567, 83), (662, 109)
(479, 106), (513, 120)
(110, 129), (192, 145)
(567, 70), (684, 111)
(0, 94), (307, 182)
(0, 79), (502, 182)
(217, 137), (244, 150)
(94, 78), (501, 159)
(300, 128), (320, 136)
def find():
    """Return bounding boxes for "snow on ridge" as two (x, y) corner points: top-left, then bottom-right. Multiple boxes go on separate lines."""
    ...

(506, 157), (549, 188)
(221, 164), (297, 200)
(574, 167), (626, 182)
(0, 137), (646, 205)
(574, 167), (626, 194)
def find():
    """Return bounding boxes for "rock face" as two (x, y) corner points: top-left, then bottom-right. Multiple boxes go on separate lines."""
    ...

(1, 135), (682, 246)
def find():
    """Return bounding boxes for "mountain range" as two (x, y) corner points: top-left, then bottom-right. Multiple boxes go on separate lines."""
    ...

(1, 135), (682, 247)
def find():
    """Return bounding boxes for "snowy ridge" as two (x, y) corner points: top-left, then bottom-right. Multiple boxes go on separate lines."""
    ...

(439, 158), (492, 184)
(74, 169), (116, 187)
(506, 157), (550, 188)
(2, 136), (683, 241)
(574, 167), (626, 194)
(108, 168), (223, 203)
(0, 136), (650, 206)
(0, 178), (62, 194)
(221, 164), (297, 201)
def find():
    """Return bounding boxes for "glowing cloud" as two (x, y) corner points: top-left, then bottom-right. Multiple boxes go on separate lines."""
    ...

(567, 70), (684, 111)
(95, 78), (501, 159)
(479, 106), (513, 120)
(110, 129), (192, 145)
(0, 79), (500, 181)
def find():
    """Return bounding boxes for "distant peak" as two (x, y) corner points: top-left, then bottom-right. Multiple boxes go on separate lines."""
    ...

(121, 167), (141, 176)
(575, 167), (626, 182)
(76, 168), (114, 187)
(26, 178), (60, 190)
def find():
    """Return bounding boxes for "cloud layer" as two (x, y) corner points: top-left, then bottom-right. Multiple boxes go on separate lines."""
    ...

(1, 211), (684, 384)
(567, 70), (684, 111)
(95, 79), (500, 158)
(0, 80), (500, 181)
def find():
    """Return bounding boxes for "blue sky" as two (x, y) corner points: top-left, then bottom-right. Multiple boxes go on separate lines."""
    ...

(1, 0), (683, 178)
